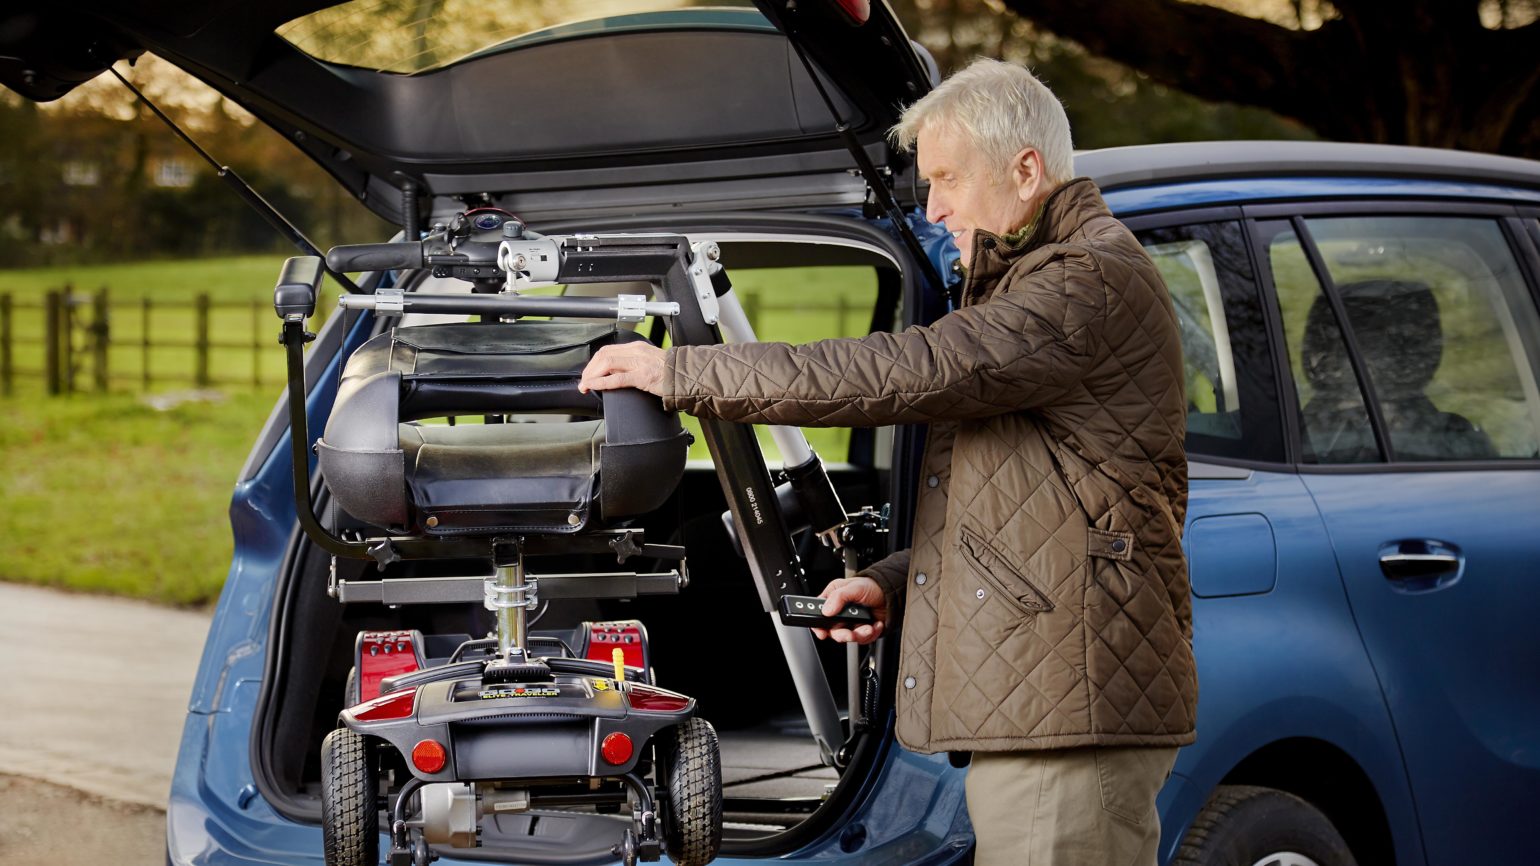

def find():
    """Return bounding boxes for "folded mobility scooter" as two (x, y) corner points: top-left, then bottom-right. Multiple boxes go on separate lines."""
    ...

(274, 212), (878, 866)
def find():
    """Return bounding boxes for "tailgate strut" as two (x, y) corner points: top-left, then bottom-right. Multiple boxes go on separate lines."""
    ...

(108, 65), (364, 295)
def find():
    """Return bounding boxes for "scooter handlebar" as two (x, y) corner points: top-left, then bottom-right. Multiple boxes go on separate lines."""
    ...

(325, 242), (425, 273)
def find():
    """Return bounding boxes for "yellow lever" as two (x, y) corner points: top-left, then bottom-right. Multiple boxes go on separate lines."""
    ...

(612, 647), (625, 684)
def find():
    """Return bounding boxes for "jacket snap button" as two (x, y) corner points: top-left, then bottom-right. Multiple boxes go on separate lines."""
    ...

(1111, 538), (1127, 553)
(981, 236), (996, 249)
(915, 572), (927, 585)
(926, 475), (939, 488)
(976, 588), (986, 600)
(904, 676), (916, 689)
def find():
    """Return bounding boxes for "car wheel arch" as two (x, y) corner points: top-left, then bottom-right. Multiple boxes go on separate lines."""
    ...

(1196, 736), (1395, 866)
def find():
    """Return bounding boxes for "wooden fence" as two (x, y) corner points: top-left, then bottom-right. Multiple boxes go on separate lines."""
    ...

(0, 285), (860, 397)
(0, 285), (325, 396)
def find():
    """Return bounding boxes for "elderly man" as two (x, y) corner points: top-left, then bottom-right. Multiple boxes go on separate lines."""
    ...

(580, 58), (1194, 865)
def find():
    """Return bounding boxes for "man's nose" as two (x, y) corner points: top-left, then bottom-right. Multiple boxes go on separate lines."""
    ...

(925, 192), (947, 227)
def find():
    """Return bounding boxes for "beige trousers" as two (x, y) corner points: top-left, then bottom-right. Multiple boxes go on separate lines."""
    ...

(964, 746), (1179, 866)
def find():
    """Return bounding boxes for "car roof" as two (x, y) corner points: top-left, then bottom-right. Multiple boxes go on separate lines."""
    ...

(1078, 140), (1540, 196)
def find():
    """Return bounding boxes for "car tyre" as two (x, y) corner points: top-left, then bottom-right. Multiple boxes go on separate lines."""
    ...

(661, 717), (723, 866)
(1174, 784), (1356, 866)
(321, 727), (377, 866)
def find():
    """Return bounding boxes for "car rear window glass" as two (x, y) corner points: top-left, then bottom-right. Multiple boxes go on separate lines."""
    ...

(1138, 221), (1285, 463)
(1305, 216), (1540, 462)
(1264, 225), (1383, 464)
(278, 0), (757, 73)
(402, 261), (886, 466)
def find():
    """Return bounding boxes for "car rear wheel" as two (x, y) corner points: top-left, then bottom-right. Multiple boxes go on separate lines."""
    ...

(321, 727), (378, 866)
(661, 717), (723, 866)
(1173, 785), (1356, 866)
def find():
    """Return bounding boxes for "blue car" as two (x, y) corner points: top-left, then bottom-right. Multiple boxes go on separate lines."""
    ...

(7, 3), (1539, 866)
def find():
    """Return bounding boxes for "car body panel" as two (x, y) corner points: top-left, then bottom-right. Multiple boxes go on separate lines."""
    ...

(1303, 469), (1540, 865)
(1104, 176), (1540, 216)
(1169, 467), (1426, 864)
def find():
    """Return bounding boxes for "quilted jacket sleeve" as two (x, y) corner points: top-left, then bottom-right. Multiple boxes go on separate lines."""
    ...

(859, 548), (912, 602)
(663, 254), (1106, 427)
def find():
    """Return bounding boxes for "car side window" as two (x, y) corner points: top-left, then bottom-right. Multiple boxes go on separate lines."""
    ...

(1261, 223), (1381, 463)
(1308, 216), (1540, 461)
(1137, 221), (1284, 463)
(1266, 215), (1540, 463)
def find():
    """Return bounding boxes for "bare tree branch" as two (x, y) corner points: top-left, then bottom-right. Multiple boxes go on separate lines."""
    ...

(998, 0), (1540, 156)
(996, 0), (1310, 117)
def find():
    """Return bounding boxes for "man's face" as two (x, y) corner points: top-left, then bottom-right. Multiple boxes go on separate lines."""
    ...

(917, 124), (1043, 256)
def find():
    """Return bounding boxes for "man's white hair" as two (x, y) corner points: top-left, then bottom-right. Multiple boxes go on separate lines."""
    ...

(891, 57), (1074, 185)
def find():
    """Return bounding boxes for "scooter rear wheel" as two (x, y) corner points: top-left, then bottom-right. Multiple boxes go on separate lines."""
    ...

(321, 727), (377, 866)
(661, 717), (723, 866)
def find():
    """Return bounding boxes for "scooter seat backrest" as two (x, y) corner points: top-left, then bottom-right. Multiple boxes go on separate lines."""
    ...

(317, 321), (689, 538)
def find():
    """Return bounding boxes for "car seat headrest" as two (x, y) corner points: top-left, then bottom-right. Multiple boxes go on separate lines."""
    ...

(1303, 279), (1441, 399)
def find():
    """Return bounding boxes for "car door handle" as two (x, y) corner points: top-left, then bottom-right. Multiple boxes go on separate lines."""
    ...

(1377, 539), (1463, 589)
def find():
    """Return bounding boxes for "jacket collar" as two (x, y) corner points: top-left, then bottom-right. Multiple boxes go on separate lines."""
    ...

(962, 177), (1109, 304)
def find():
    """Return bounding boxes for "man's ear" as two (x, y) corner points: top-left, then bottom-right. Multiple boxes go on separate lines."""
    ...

(1011, 147), (1045, 204)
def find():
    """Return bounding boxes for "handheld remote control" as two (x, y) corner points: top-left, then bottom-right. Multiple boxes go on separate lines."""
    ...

(778, 594), (876, 629)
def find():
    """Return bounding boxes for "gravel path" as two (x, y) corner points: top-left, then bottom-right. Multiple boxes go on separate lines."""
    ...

(1, 774), (167, 865)
(0, 581), (211, 809)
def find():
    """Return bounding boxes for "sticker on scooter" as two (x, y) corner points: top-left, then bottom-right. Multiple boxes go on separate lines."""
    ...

(591, 679), (611, 691)
(479, 686), (560, 699)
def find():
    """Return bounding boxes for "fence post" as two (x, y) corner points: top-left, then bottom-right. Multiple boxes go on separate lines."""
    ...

(0, 292), (12, 397)
(195, 292), (210, 388)
(45, 289), (61, 395)
(62, 283), (76, 395)
(141, 297), (151, 390)
(93, 286), (109, 392)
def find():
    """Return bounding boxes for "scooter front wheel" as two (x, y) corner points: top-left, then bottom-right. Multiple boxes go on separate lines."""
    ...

(321, 727), (378, 866)
(661, 716), (723, 866)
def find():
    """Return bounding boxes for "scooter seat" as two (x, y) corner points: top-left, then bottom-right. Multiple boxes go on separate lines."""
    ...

(317, 320), (688, 537)
(400, 420), (604, 535)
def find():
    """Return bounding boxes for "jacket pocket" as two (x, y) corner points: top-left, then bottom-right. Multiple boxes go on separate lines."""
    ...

(958, 526), (1055, 616)
(1087, 527), (1135, 561)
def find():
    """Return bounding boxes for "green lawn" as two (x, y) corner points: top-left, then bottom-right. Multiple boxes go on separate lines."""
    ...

(0, 380), (275, 605)
(0, 256), (883, 605)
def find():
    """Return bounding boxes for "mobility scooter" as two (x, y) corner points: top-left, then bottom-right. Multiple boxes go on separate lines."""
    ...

(274, 212), (877, 866)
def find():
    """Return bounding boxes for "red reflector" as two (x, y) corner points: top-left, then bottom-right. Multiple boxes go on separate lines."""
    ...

(352, 688), (416, 722)
(601, 732), (634, 765)
(834, 0), (871, 24)
(625, 684), (691, 713)
(412, 739), (448, 774)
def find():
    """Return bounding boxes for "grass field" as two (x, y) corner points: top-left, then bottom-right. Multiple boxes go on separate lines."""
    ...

(0, 255), (882, 605)
(0, 380), (274, 605)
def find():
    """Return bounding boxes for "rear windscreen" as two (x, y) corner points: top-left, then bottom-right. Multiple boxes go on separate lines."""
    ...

(278, 1), (761, 73)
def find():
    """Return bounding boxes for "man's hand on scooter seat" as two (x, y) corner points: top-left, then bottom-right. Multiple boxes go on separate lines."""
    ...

(579, 342), (667, 396)
(812, 577), (888, 645)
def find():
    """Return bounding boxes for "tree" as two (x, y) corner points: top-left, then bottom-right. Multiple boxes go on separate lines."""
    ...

(889, 0), (1316, 150)
(996, 0), (1540, 158)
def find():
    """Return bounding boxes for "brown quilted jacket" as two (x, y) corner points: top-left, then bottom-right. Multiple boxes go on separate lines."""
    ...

(663, 179), (1195, 751)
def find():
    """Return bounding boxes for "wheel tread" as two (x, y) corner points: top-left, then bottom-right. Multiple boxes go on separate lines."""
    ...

(663, 717), (723, 866)
(321, 728), (377, 866)
(1173, 784), (1355, 866)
